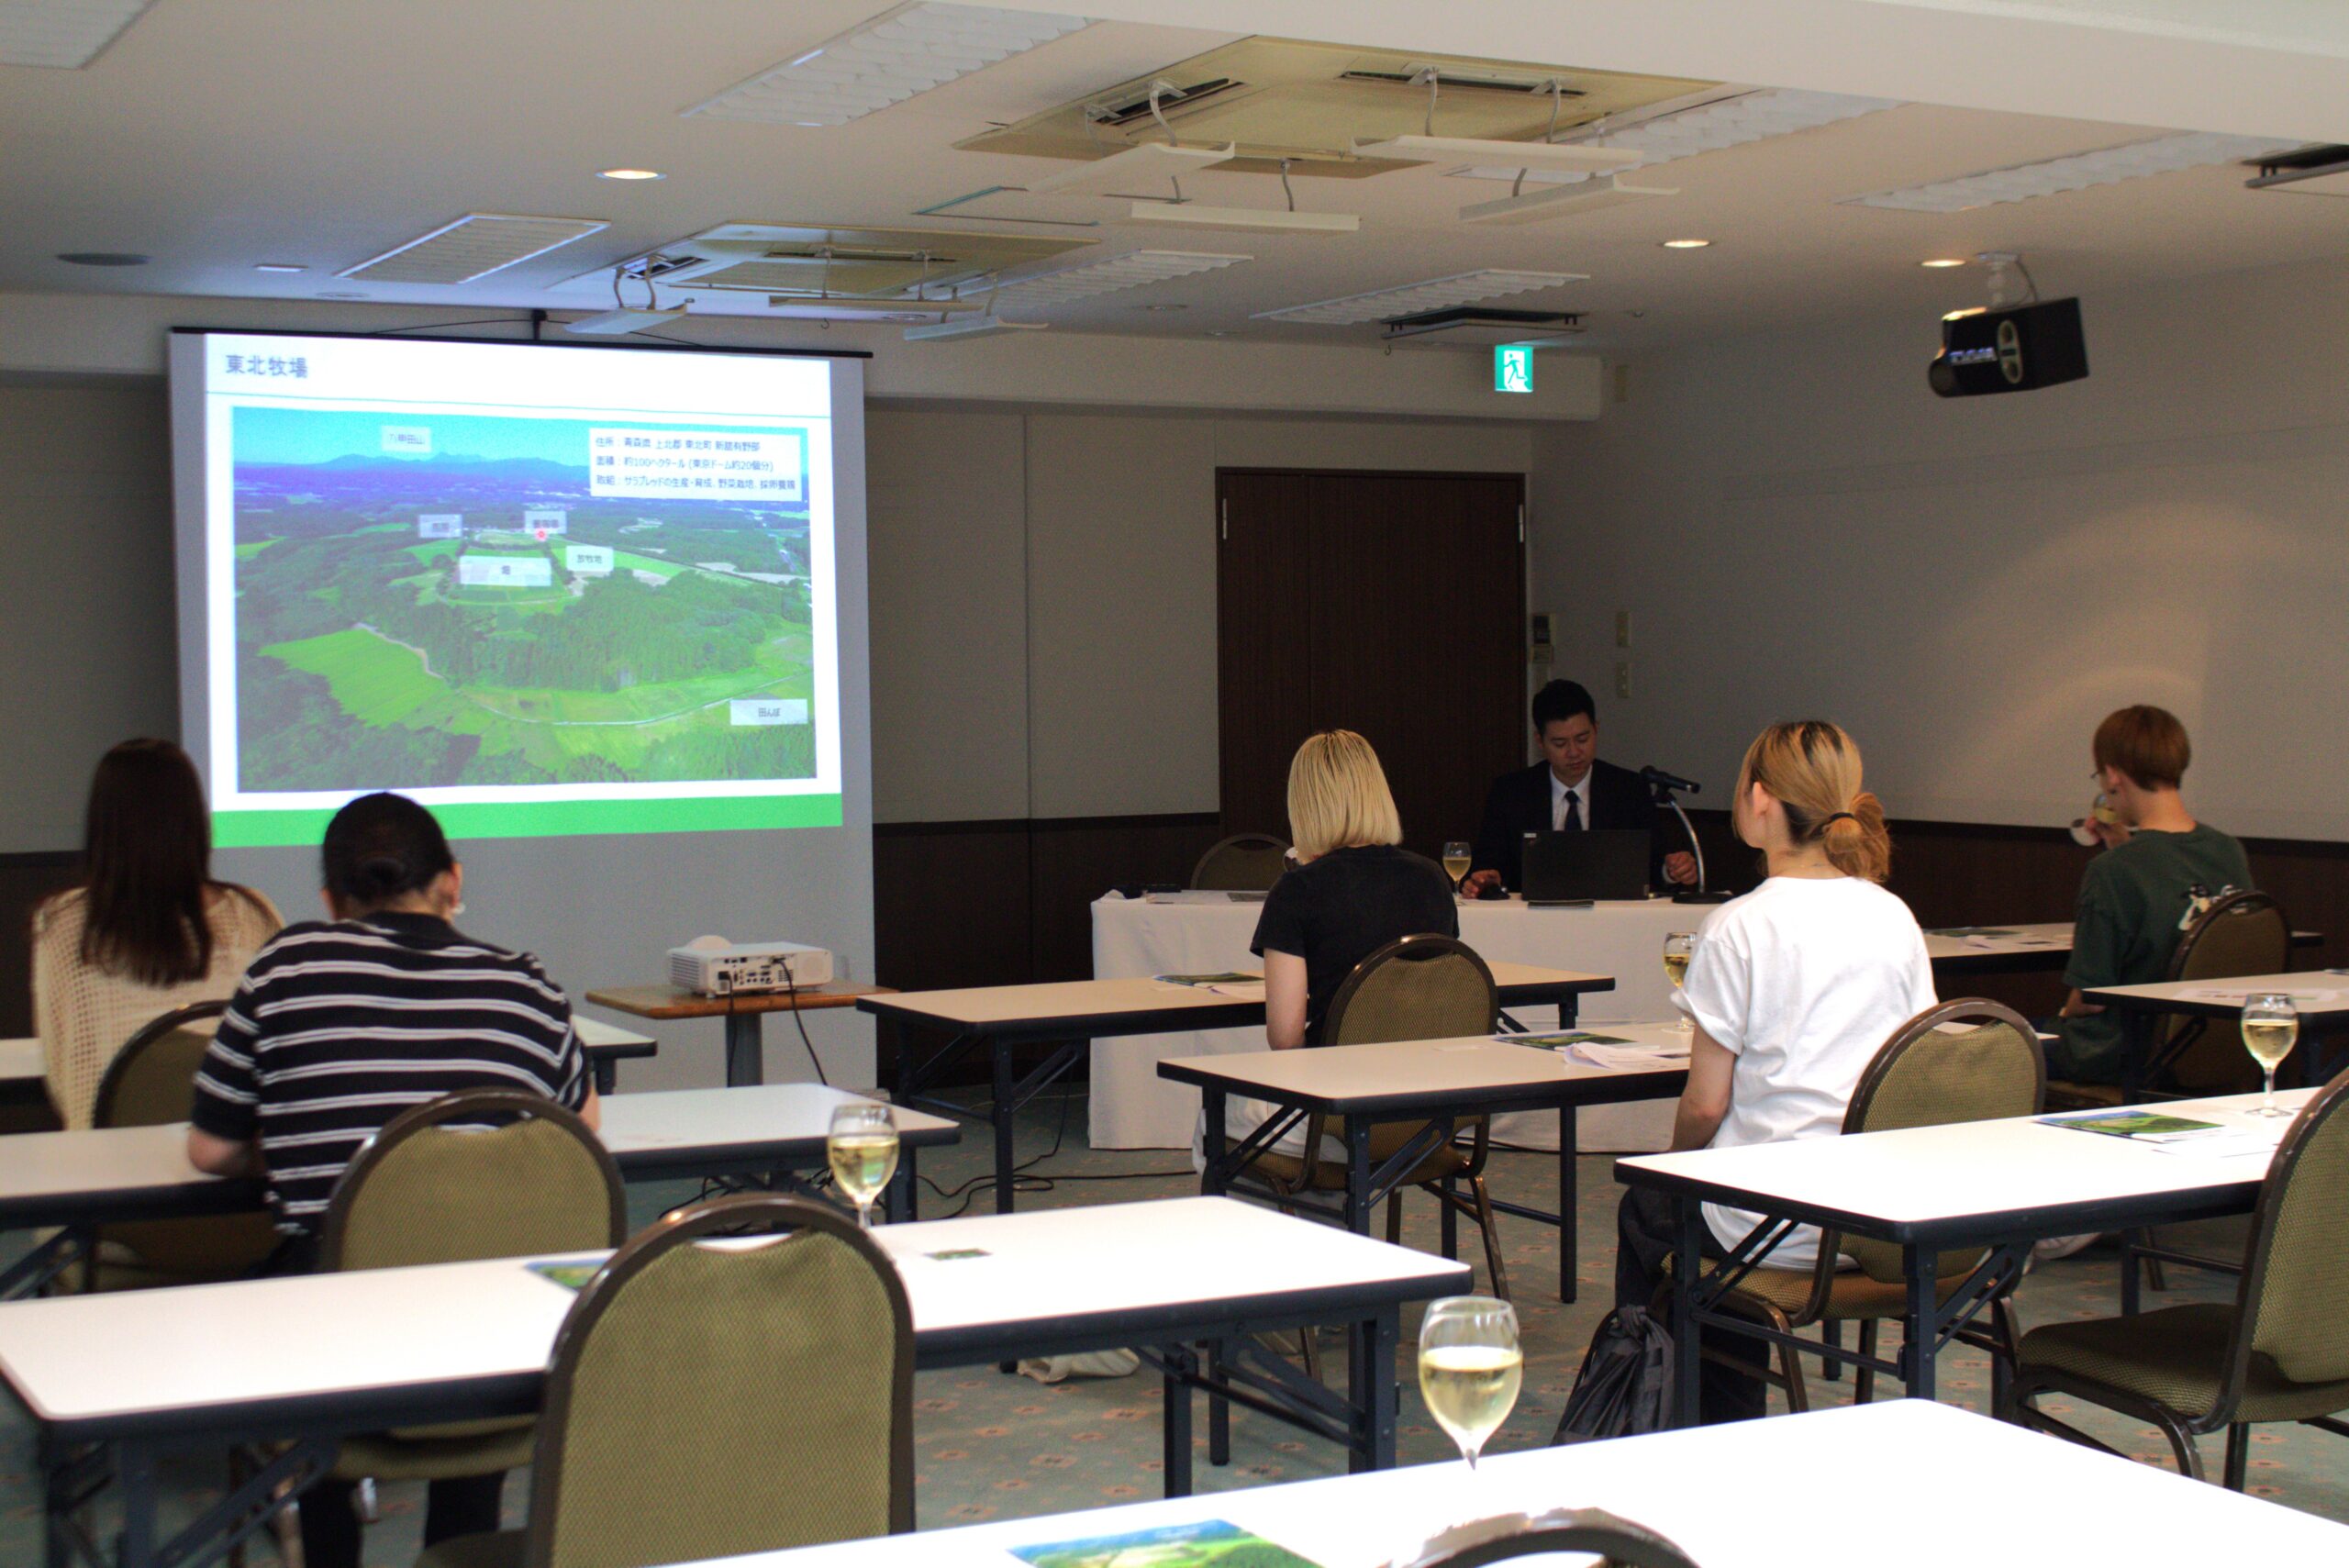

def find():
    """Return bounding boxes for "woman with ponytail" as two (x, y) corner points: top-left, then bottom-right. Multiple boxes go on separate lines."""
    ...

(1613, 720), (1933, 1423)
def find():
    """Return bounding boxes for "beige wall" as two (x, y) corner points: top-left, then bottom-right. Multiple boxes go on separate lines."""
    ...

(870, 407), (1538, 823)
(1531, 251), (2349, 842)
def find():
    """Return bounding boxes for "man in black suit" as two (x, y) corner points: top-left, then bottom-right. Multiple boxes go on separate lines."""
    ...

(1462, 679), (1699, 895)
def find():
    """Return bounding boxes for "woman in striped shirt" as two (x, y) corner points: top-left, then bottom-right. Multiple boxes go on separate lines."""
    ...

(189, 791), (596, 1568)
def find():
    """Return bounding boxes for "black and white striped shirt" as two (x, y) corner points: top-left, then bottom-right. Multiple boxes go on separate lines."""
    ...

(192, 911), (588, 1235)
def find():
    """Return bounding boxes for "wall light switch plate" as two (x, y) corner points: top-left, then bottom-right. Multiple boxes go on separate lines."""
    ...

(1615, 660), (1631, 699)
(1614, 609), (1631, 649)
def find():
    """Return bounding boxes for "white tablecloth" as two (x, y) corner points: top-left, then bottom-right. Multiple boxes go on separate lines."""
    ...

(1090, 894), (1693, 1152)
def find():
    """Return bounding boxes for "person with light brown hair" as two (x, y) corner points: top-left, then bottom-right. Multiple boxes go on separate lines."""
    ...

(1612, 719), (1934, 1423)
(31, 740), (281, 1129)
(1252, 729), (1457, 1051)
(2046, 705), (2250, 1085)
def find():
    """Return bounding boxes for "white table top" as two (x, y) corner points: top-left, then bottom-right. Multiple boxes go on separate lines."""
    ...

(0, 1024), (649, 1090)
(0, 1085), (955, 1225)
(1619, 1086), (2313, 1242)
(0, 1196), (1465, 1430)
(1921, 921), (2073, 962)
(0, 1039), (40, 1084)
(1162, 1023), (1689, 1113)
(718, 1399), (2349, 1566)
(865, 964), (1611, 1029)
(2085, 973), (2349, 1018)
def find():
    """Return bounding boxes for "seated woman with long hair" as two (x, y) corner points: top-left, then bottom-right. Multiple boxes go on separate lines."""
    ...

(31, 739), (281, 1129)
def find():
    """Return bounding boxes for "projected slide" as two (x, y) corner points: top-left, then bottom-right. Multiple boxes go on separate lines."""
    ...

(173, 332), (846, 845)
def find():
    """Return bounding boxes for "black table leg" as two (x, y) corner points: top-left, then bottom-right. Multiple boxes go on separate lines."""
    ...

(1902, 1242), (1938, 1401)
(1162, 1342), (1195, 1497)
(881, 1018), (919, 1220)
(117, 1441), (157, 1568)
(723, 1011), (765, 1087)
(1200, 1088), (1228, 1196)
(1671, 1199), (1703, 1428)
(592, 1053), (617, 1097)
(1557, 1109), (1578, 1304)
(990, 1037), (1018, 1217)
(1207, 1339), (1230, 1466)
(1343, 1115), (1372, 1238)
(1348, 1308), (1400, 1472)
(2119, 1230), (2143, 1318)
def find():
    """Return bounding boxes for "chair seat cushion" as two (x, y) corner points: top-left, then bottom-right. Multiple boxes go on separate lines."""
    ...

(414, 1528), (524, 1568)
(333, 1419), (535, 1483)
(2019, 1303), (2349, 1423)
(1676, 1260), (1975, 1324)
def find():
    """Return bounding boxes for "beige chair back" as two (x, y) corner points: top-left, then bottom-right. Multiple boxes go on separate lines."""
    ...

(2238, 1071), (2349, 1387)
(524, 1195), (914, 1568)
(1323, 936), (1497, 1162)
(1832, 999), (2045, 1285)
(94, 1001), (278, 1278)
(1191, 834), (1291, 892)
(317, 1090), (625, 1273)
(2165, 891), (2291, 1093)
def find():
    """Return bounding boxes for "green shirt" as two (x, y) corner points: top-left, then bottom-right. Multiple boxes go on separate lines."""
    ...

(2051, 823), (2253, 1084)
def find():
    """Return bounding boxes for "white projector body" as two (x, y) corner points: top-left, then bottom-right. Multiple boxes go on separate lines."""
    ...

(667, 937), (834, 995)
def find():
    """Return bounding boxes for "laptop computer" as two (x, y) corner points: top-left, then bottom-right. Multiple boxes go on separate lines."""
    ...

(1521, 829), (1651, 904)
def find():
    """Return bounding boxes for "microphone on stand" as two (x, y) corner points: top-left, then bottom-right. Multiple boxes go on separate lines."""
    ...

(1641, 763), (1731, 906)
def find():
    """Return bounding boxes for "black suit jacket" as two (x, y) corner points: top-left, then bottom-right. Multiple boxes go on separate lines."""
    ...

(1469, 757), (1675, 891)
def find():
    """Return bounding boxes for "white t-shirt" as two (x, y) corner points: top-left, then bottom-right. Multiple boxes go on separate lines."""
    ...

(1674, 874), (1936, 1268)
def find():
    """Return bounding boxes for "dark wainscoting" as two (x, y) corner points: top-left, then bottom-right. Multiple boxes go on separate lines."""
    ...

(0, 851), (78, 1039)
(871, 812), (1227, 1084)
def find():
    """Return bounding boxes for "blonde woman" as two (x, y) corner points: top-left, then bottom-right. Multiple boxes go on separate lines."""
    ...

(1252, 729), (1459, 1051)
(1614, 719), (1933, 1424)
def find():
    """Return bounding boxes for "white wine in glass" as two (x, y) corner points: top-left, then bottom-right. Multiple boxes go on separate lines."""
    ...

(1418, 1296), (1521, 1470)
(2241, 995), (2299, 1118)
(1442, 840), (1473, 895)
(828, 1102), (901, 1227)
(1663, 931), (1696, 1036)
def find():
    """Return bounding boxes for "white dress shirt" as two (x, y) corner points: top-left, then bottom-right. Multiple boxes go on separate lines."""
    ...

(1549, 767), (1593, 831)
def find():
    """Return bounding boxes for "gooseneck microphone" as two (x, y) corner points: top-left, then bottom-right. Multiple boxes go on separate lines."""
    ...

(1639, 764), (1701, 795)
(1641, 763), (1731, 906)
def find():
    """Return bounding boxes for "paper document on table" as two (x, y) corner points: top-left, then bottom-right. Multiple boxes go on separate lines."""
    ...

(2143, 1129), (2283, 1161)
(1154, 973), (1261, 987)
(1146, 890), (1260, 905)
(1208, 982), (1266, 1000)
(1538, 1033), (1691, 1071)
(2183, 987), (2344, 1006)
(2038, 1109), (2227, 1142)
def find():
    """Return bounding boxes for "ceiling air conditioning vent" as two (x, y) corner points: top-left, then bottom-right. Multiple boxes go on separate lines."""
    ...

(1381, 306), (1585, 346)
(582, 224), (1091, 304)
(1339, 68), (1584, 99)
(1087, 78), (1244, 128)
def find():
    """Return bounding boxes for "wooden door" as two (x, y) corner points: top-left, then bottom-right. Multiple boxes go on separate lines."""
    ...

(1216, 470), (1525, 858)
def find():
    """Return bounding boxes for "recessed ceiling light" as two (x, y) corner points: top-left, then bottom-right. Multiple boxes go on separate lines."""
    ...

(597, 168), (663, 182)
(254, 263), (306, 274)
(1660, 239), (1710, 249)
(1920, 257), (1968, 268)
(56, 251), (148, 267)
(1845, 131), (2287, 213)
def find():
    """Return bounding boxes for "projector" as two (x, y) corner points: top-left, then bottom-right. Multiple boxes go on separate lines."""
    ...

(1929, 297), (2088, 397)
(668, 935), (834, 996)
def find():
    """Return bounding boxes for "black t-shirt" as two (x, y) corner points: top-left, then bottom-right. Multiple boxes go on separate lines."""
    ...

(1249, 844), (1460, 1044)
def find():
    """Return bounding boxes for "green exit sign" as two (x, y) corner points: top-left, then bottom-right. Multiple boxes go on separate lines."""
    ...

(1494, 343), (1534, 394)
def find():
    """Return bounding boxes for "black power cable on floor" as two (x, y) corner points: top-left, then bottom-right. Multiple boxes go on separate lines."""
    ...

(913, 1084), (1190, 1220)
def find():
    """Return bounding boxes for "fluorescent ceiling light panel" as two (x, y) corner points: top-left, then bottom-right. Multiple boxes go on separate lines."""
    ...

(1352, 134), (1646, 175)
(1023, 142), (1237, 196)
(686, 3), (1090, 128)
(341, 214), (610, 284)
(1843, 131), (2288, 212)
(1258, 270), (1584, 327)
(904, 315), (1048, 341)
(1453, 88), (1898, 187)
(995, 250), (1249, 306)
(1120, 203), (1358, 235)
(0, 0), (153, 67)
(1458, 176), (1676, 226)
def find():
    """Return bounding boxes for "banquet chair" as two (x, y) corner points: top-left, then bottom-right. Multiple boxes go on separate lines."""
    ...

(81, 1000), (278, 1290)
(1191, 833), (1292, 892)
(1224, 935), (1510, 1299)
(314, 1091), (626, 1522)
(1669, 999), (2045, 1413)
(417, 1194), (913, 1568)
(2006, 1070), (2349, 1489)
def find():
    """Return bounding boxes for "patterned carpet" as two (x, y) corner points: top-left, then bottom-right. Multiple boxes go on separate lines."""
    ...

(2, 1091), (2343, 1563)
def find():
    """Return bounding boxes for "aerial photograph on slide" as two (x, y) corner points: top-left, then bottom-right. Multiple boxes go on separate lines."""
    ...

(228, 405), (818, 792)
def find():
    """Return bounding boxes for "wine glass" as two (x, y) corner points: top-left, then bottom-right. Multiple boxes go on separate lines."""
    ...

(1418, 1296), (1520, 1470)
(1442, 840), (1473, 897)
(828, 1102), (900, 1228)
(2241, 994), (2299, 1118)
(1663, 931), (1696, 1036)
